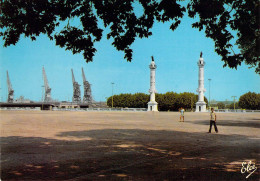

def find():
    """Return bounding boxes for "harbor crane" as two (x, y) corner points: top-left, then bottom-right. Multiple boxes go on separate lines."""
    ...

(82, 67), (93, 104)
(71, 69), (81, 103)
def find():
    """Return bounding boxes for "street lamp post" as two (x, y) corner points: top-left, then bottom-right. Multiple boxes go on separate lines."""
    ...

(208, 78), (211, 109)
(41, 85), (44, 110)
(190, 96), (193, 112)
(105, 97), (108, 106)
(231, 96), (237, 110)
(111, 82), (114, 108)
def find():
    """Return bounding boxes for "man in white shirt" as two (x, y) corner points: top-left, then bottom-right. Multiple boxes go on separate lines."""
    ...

(208, 108), (218, 133)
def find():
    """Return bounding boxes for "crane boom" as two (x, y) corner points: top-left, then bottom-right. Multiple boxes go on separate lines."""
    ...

(42, 67), (50, 91)
(81, 67), (87, 82)
(42, 67), (52, 102)
(7, 71), (13, 92)
(71, 69), (76, 83)
(6, 71), (14, 103)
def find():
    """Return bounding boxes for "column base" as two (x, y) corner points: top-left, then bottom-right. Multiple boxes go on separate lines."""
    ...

(147, 101), (158, 112)
(195, 101), (207, 112)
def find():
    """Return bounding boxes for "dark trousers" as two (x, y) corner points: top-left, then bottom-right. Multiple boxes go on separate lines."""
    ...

(209, 120), (218, 133)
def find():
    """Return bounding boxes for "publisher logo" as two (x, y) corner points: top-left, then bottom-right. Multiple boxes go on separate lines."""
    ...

(241, 160), (257, 179)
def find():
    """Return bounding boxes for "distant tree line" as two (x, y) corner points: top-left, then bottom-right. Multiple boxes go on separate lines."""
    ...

(238, 92), (260, 110)
(211, 102), (240, 110)
(107, 91), (260, 110)
(210, 92), (260, 110)
(107, 93), (149, 109)
(107, 92), (208, 111)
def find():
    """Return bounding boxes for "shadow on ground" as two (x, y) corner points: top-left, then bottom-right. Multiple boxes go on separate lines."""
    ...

(188, 119), (260, 128)
(1, 129), (259, 180)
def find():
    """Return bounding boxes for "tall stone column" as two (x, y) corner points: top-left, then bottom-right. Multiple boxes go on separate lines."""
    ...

(147, 56), (158, 111)
(196, 52), (207, 112)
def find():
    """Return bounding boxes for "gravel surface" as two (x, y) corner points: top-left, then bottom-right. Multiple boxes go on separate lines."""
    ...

(1, 110), (259, 180)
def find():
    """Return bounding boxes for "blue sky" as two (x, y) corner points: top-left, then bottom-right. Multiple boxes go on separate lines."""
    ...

(0, 11), (259, 103)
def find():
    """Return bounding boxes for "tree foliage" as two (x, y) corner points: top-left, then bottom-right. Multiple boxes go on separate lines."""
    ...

(188, 0), (259, 73)
(107, 93), (149, 108)
(238, 92), (260, 110)
(216, 102), (225, 109)
(1, 0), (259, 73)
(0, 0), (185, 62)
(156, 92), (178, 111)
(227, 102), (240, 109)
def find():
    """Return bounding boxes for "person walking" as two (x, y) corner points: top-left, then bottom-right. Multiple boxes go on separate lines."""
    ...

(208, 108), (218, 133)
(179, 107), (185, 122)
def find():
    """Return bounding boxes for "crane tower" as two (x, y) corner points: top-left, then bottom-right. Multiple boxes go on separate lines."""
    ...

(42, 67), (52, 102)
(82, 67), (93, 104)
(71, 69), (81, 103)
(6, 71), (14, 103)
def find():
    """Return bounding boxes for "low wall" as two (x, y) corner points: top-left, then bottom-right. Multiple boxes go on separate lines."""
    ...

(52, 107), (147, 112)
(215, 109), (260, 113)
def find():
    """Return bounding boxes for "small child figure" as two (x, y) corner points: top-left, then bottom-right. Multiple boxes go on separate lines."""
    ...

(179, 107), (185, 122)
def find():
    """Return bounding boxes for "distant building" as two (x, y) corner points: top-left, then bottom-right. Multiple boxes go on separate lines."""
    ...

(14, 96), (31, 103)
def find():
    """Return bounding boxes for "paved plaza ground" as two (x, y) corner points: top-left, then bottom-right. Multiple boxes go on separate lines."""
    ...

(0, 110), (259, 180)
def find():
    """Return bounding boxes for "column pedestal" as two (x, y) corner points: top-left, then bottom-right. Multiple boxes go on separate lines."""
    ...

(195, 101), (207, 112)
(147, 101), (158, 111)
